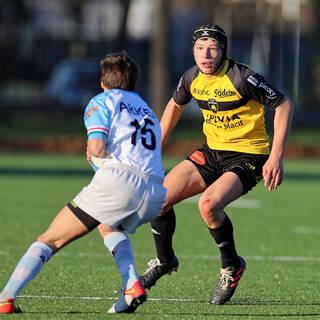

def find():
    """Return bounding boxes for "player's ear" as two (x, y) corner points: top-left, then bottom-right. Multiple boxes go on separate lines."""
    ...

(101, 81), (106, 90)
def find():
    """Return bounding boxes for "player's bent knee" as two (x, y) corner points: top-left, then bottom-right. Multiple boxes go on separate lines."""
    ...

(37, 232), (67, 254)
(198, 196), (224, 224)
(198, 198), (214, 222)
(36, 235), (58, 253)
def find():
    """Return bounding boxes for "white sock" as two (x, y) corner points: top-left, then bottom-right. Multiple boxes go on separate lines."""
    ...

(104, 231), (139, 290)
(0, 241), (52, 301)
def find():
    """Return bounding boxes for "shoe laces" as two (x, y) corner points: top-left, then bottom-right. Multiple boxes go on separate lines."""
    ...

(142, 258), (161, 274)
(218, 267), (235, 290)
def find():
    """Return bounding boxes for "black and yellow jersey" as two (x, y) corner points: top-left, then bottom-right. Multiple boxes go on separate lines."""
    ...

(173, 58), (286, 155)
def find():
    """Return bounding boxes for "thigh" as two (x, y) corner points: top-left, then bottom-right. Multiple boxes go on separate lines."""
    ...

(162, 160), (207, 212)
(37, 206), (90, 254)
(224, 152), (268, 195)
(200, 171), (243, 210)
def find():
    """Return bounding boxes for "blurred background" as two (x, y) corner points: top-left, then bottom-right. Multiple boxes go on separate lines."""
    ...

(0, 0), (319, 157)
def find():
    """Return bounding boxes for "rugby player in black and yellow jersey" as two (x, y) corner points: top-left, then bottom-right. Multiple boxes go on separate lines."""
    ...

(139, 24), (294, 305)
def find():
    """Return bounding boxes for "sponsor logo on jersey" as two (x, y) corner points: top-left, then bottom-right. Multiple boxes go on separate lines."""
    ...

(246, 75), (259, 86)
(189, 151), (206, 165)
(85, 106), (98, 118)
(213, 88), (236, 98)
(258, 82), (277, 99)
(223, 120), (244, 129)
(120, 102), (155, 118)
(205, 113), (243, 129)
(193, 88), (210, 96)
(206, 113), (241, 123)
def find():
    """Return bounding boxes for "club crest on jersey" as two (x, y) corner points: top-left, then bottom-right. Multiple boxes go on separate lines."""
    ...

(208, 99), (218, 113)
(189, 151), (206, 165)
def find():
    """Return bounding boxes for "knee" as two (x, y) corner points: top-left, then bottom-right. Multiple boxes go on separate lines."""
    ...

(198, 196), (222, 226)
(199, 198), (214, 221)
(37, 233), (59, 254)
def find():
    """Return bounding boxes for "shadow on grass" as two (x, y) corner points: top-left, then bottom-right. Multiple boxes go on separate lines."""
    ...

(1, 167), (320, 181)
(162, 312), (320, 318)
(229, 299), (320, 306)
(145, 299), (320, 318)
(285, 172), (320, 181)
(13, 299), (320, 318)
(0, 168), (92, 177)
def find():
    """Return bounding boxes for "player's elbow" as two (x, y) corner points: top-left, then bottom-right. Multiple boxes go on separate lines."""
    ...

(87, 139), (106, 158)
(280, 97), (295, 113)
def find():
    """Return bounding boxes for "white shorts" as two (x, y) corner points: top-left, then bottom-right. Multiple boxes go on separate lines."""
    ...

(72, 163), (167, 234)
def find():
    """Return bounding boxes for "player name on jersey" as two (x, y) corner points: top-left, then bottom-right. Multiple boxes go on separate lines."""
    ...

(120, 102), (156, 119)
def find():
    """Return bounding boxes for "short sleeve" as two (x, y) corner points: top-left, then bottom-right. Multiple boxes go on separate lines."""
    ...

(173, 65), (199, 106)
(240, 71), (286, 109)
(84, 95), (111, 140)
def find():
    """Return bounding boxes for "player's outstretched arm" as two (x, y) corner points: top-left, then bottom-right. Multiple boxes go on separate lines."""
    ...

(160, 98), (185, 150)
(263, 98), (294, 191)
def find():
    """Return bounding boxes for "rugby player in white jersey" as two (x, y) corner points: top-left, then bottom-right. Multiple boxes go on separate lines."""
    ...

(0, 52), (166, 314)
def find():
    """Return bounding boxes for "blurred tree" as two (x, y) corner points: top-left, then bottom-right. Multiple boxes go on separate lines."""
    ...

(250, 1), (273, 77)
(68, 0), (131, 54)
(69, 0), (85, 25)
(311, 0), (320, 108)
(149, 0), (170, 118)
(0, 0), (30, 81)
(67, 0), (87, 57)
(116, 0), (131, 51)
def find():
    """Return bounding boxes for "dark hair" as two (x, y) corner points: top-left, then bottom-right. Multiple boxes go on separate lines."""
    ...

(100, 51), (138, 91)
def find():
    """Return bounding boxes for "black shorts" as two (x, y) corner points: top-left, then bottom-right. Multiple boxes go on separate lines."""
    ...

(186, 144), (269, 195)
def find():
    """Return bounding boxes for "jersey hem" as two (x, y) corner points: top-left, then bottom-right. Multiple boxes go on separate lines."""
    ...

(206, 142), (269, 155)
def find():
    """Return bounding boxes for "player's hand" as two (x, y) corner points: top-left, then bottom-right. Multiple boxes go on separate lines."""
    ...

(262, 157), (284, 191)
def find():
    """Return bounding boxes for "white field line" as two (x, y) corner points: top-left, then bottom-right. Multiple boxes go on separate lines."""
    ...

(293, 227), (320, 234)
(1, 250), (319, 262)
(184, 196), (260, 209)
(18, 294), (193, 302)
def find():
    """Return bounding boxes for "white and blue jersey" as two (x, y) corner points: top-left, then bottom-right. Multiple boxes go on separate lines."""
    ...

(84, 89), (164, 178)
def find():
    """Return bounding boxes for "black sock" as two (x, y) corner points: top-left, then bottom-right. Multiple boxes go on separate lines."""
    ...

(150, 208), (176, 263)
(208, 214), (240, 269)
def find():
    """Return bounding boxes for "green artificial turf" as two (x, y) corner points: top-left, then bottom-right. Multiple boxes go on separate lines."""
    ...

(0, 153), (319, 319)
